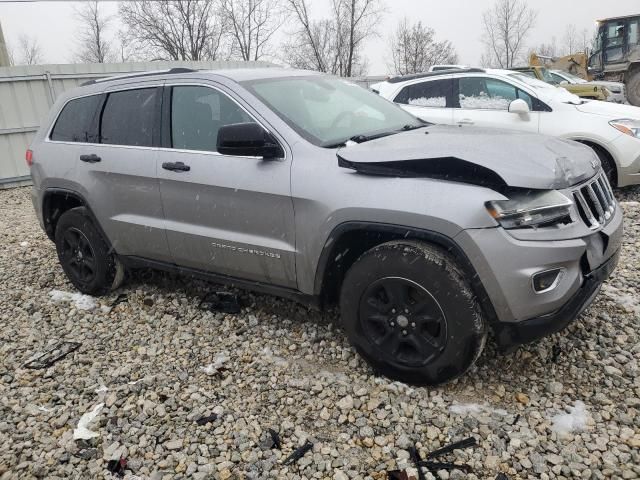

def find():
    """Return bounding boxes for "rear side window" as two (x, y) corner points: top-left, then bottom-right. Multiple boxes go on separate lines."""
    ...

(394, 79), (452, 107)
(100, 88), (158, 147)
(50, 95), (101, 142)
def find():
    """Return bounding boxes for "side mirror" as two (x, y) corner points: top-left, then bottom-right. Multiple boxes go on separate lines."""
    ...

(560, 80), (570, 86)
(217, 122), (283, 159)
(508, 99), (531, 115)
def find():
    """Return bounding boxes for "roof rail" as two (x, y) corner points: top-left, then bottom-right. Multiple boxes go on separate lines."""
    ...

(81, 67), (198, 87)
(386, 68), (485, 84)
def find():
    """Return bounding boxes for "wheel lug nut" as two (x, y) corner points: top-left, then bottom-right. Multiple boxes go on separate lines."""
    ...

(390, 322), (395, 327)
(411, 322), (416, 328)
(391, 308), (396, 314)
(402, 330), (408, 336)
(404, 309), (409, 314)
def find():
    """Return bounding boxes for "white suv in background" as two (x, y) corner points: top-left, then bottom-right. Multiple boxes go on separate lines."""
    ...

(373, 69), (640, 187)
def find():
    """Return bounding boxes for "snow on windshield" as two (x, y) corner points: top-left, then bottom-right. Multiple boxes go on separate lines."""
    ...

(408, 96), (446, 107)
(509, 73), (583, 104)
(459, 92), (510, 110)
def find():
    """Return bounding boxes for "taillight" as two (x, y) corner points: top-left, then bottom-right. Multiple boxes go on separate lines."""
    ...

(26, 149), (33, 167)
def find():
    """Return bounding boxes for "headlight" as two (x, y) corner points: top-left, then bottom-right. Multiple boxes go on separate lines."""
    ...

(609, 119), (640, 139)
(485, 190), (573, 229)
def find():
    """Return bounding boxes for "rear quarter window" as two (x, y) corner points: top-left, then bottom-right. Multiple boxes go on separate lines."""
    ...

(50, 95), (101, 143)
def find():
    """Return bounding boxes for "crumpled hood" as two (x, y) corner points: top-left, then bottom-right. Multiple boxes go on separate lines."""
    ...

(337, 125), (599, 190)
(575, 99), (640, 118)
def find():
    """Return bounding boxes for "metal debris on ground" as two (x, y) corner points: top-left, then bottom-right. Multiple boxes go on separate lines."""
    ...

(512, 414), (521, 426)
(282, 441), (313, 465)
(418, 461), (472, 473)
(268, 428), (282, 449)
(111, 293), (128, 306)
(106, 457), (127, 477)
(426, 436), (477, 458)
(387, 470), (411, 480)
(23, 341), (81, 369)
(409, 447), (427, 480)
(195, 414), (218, 426)
(198, 291), (242, 314)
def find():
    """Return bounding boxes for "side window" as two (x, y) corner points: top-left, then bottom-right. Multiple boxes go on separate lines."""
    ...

(394, 79), (452, 108)
(459, 77), (518, 110)
(629, 20), (639, 46)
(100, 88), (158, 147)
(50, 95), (101, 142)
(171, 86), (254, 152)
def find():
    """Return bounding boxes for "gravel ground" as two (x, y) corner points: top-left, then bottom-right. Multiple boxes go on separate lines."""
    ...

(0, 185), (639, 480)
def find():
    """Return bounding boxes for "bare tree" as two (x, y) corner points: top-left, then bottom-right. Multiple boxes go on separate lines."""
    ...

(119, 0), (225, 61)
(535, 37), (558, 58)
(562, 24), (580, 56)
(283, 0), (382, 77)
(581, 28), (594, 57)
(74, 1), (115, 63)
(16, 34), (42, 65)
(219, 0), (284, 61)
(481, 0), (537, 68)
(389, 18), (457, 75)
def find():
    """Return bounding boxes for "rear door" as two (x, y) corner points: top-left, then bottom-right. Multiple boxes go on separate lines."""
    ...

(393, 78), (454, 125)
(74, 83), (171, 262)
(157, 83), (296, 288)
(452, 75), (540, 133)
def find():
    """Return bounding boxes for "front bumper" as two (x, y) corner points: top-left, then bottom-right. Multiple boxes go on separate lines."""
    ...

(454, 196), (623, 330)
(493, 247), (620, 348)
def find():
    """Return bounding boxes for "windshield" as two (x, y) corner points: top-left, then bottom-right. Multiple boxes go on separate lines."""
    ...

(509, 73), (558, 90)
(243, 76), (423, 147)
(537, 67), (558, 84)
(508, 73), (583, 104)
(556, 71), (587, 84)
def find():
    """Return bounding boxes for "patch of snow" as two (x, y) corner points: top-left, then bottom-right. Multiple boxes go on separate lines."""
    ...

(459, 93), (510, 110)
(19, 241), (29, 247)
(262, 347), (288, 367)
(200, 353), (230, 375)
(49, 290), (98, 311)
(409, 96), (446, 107)
(449, 402), (508, 416)
(73, 403), (104, 440)
(601, 284), (640, 315)
(551, 401), (589, 433)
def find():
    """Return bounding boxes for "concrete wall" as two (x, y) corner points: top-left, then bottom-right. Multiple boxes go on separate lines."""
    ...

(0, 60), (275, 187)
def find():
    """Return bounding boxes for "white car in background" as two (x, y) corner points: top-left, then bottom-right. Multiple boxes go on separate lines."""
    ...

(372, 69), (640, 187)
(549, 69), (628, 105)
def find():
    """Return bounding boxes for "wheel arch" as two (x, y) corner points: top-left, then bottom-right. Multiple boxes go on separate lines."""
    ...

(313, 222), (498, 323)
(573, 139), (618, 186)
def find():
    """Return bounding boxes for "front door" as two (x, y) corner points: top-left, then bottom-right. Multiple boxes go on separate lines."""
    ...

(157, 84), (296, 288)
(451, 76), (540, 133)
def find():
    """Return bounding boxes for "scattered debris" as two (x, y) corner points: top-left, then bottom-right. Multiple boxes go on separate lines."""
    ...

(107, 457), (128, 477)
(511, 414), (521, 426)
(551, 401), (589, 434)
(267, 428), (282, 449)
(387, 470), (410, 480)
(142, 297), (154, 307)
(49, 290), (97, 311)
(282, 441), (313, 465)
(495, 474), (509, 480)
(24, 341), (81, 369)
(200, 353), (230, 376)
(73, 448), (98, 460)
(195, 414), (218, 426)
(199, 291), (242, 314)
(418, 461), (472, 473)
(426, 437), (477, 458)
(73, 403), (104, 440)
(111, 293), (128, 306)
(551, 344), (562, 363)
(409, 446), (427, 480)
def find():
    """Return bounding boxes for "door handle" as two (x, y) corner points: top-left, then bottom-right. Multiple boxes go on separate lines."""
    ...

(457, 119), (475, 126)
(79, 154), (101, 163)
(162, 161), (191, 172)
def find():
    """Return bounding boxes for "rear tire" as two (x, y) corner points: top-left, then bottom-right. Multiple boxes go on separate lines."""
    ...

(55, 207), (119, 296)
(339, 241), (486, 386)
(627, 69), (640, 107)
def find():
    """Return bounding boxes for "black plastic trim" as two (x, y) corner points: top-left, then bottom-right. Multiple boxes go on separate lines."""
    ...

(119, 255), (320, 308)
(494, 248), (620, 349)
(312, 221), (499, 322)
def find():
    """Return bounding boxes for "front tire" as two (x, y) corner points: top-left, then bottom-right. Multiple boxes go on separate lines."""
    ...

(55, 207), (119, 296)
(340, 241), (486, 386)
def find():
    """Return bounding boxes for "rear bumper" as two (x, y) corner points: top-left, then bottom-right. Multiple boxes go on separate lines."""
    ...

(493, 248), (620, 348)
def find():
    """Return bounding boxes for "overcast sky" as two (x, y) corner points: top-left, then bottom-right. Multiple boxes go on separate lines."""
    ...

(1, 0), (639, 74)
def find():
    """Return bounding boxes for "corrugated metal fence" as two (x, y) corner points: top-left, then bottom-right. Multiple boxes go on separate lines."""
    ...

(0, 60), (275, 187)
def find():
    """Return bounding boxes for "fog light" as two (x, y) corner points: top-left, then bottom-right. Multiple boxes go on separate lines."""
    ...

(532, 268), (564, 293)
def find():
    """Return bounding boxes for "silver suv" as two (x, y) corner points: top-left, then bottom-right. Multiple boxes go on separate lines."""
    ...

(29, 68), (623, 385)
